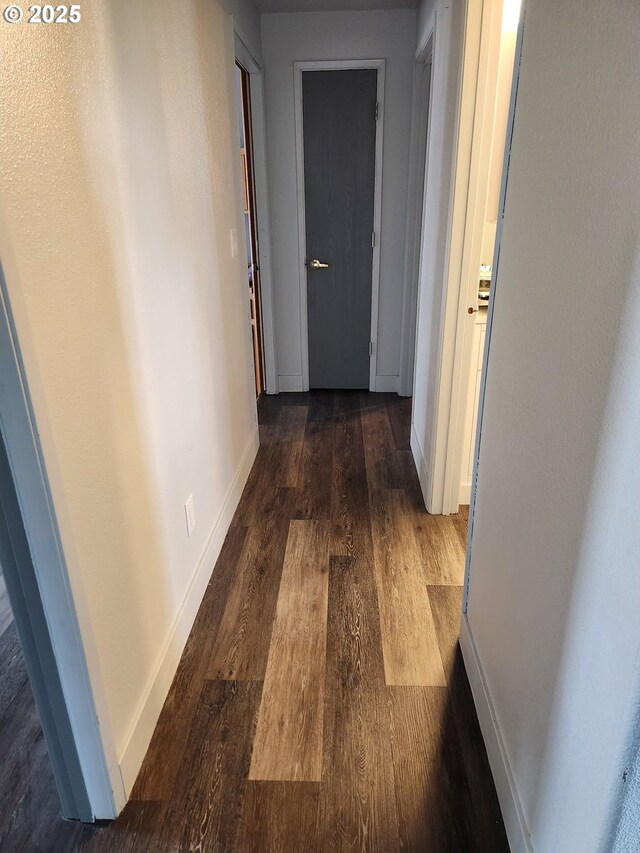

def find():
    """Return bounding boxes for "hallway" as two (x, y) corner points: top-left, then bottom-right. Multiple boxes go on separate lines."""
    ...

(20, 391), (506, 852)
(3, 0), (639, 846)
(1, 392), (506, 850)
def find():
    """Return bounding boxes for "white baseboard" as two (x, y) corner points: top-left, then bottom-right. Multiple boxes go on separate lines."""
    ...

(411, 422), (430, 508)
(373, 374), (399, 393)
(459, 613), (533, 853)
(276, 375), (399, 393)
(277, 374), (304, 392)
(459, 479), (471, 505)
(117, 425), (259, 796)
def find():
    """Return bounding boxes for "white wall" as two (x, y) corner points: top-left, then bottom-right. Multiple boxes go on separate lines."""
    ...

(261, 10), (417, 392)
(464, 1), (640, 850)
(0, 0), (260, 798)
(410, 0), (464, 497)
(612, 719), (640, 853)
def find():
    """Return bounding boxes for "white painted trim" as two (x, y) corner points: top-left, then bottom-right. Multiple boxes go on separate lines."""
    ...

(410, 422), (430, 508)
(0, 273), (124, 819)
(293, 59), (386, 392)
(399, 41), (433, 397)
(445, 0), (506, 516)
(118, 424), (259, 794)
(428, 0), (526, 515)
(369, 63), (385, 393)
(374, 375), (399, 393)
(425, 0), (489, 514)
(459, 614), (533, 853)
(234, 30), (262, 73)
(277, 374), (304, 393)
(463, 3), (527, 609)
(293, 67), (310, 391)
(249, 76), (278, 395)
(234, 30), (279, 395)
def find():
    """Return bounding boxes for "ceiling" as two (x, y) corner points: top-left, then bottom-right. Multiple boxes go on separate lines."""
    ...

(255, 0), (417, 14)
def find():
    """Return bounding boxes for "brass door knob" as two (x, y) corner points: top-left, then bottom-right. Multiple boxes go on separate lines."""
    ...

(308, 259), (330, 270)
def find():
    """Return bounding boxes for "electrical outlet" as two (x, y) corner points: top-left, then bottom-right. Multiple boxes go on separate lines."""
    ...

(184, 494), (196, 537)
(230, 228), (238, 259)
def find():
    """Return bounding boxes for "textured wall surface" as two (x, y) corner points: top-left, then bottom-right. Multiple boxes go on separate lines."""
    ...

(612, 731), (640, 853)
(466, 1), (640, 850)
(262, 9), (416, 390)
(0, 0), (259, 790)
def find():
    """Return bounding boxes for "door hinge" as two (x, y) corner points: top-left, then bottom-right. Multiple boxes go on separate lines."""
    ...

(371, 231), (376, 248)
(375, 102), (380, 121)
(369, 341), (373, 357)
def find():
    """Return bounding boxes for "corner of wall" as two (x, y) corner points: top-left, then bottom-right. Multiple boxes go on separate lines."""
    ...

(117, 424), (259, 795)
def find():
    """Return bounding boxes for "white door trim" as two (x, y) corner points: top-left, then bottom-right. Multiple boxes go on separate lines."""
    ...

(463, 3), (527, 609)
(399, 41), (434, 398)
(293, 59), (386, 392)
(234, 30), (279, 394)
(426, 0), (505, 514)
(0, 267), (124, 820)
(444, 0), (507, 513)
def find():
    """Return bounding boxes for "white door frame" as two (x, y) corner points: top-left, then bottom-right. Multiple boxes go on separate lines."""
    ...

(425, 0), (507, 514)
(0, 266), (124, 820)
(293, 59), (385, 392)
(234, 30), (279, 395)
(463, 3), (526, 609)
(399, 39), (434, 398)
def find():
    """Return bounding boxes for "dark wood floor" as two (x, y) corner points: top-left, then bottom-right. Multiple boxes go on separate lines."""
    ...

(0, 392), (507, 852)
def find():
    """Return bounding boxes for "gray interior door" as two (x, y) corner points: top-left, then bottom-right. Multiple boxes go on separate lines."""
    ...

(303, 69), (377, 389)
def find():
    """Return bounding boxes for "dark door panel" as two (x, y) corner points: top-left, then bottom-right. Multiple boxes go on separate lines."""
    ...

(303, 69), (377, 389)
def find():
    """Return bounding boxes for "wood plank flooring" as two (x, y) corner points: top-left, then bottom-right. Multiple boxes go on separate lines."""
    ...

(0, 392), (508, 852)
(250, 520), (330, 782)
(370, 488), (447, 687)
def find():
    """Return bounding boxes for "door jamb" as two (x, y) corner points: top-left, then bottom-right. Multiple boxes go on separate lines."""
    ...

(0, 265), (124, 820)
(441, 0), (507, 513)
(293, 59), (386, 392)
(234, 30), (279, 394)
(426, 0), (504, 514)
(463, 3), (526, 610)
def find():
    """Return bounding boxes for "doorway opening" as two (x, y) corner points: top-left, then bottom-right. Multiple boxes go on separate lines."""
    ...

(412, 0), (523, 516)
(294, 60), (385, 392)
(235, 61), (266, 399)
(457, 0), (521, 508)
